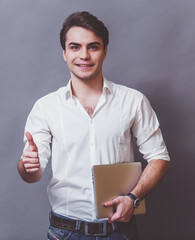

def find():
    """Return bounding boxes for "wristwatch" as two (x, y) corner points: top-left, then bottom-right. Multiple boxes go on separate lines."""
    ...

(127, 193), (141, 208)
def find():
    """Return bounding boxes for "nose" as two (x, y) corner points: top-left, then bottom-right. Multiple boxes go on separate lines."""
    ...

(80, 47), (90, 60)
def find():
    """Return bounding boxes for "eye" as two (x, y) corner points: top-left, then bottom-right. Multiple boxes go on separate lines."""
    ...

(69, 44), (80, 51)
(70, 46), (79, 50)
(89, 45), (99, 50)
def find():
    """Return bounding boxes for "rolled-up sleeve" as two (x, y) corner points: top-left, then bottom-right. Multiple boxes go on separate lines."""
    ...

(132, 95), (170, 162)
(23, 100), (52, 171)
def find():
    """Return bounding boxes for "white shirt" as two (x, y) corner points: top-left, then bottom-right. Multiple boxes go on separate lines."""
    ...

(23, 78), (170, 221)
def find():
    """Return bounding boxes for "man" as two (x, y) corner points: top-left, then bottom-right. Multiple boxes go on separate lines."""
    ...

(18, 11), (170, 240)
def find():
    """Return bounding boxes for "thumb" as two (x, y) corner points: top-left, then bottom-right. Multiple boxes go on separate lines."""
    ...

(25, 131), (37, 150)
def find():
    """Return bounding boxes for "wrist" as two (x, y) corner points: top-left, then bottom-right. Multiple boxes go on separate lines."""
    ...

(127, 192), (141, 208)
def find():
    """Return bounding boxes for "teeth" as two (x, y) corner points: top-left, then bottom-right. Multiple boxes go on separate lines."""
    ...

(76, 64), (92, 67)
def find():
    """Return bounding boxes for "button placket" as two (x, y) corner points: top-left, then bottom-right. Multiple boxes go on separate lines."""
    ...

(89, 118), (96, 165)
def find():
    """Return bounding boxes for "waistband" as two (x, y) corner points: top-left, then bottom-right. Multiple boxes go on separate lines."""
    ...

(50, 211), (117, 237)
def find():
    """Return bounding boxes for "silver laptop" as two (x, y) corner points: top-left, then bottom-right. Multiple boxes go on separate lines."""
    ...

(92, 162), (146, 219)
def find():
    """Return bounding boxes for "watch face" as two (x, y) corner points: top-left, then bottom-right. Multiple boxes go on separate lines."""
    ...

(134, 199), (141, 208)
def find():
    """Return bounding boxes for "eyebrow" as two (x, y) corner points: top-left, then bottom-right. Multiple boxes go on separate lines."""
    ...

(68, 42), (101, 47)
(88, 42), (101, 46)
(68, 42), (80, 47)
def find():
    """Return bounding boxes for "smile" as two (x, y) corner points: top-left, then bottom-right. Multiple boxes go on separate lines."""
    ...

(75, 64), (94, 67)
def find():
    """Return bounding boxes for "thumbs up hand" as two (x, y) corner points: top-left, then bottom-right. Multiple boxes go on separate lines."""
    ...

(22, 131), (40, 173)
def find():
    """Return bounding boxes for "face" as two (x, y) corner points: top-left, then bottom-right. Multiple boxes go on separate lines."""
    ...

(63, 26), (107, 82)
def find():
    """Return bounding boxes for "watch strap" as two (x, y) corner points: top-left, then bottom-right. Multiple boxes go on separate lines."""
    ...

(127, 193), (141, 208)
(128, 193), (137, 201)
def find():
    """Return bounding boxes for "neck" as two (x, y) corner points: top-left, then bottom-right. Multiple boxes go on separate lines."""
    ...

(71, 75), (104, 98)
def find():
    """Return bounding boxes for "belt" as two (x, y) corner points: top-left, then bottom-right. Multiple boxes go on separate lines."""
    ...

(50, 212), (117, 236)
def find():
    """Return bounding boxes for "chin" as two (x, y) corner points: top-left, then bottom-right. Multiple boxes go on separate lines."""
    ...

(73, 73), (99, 81)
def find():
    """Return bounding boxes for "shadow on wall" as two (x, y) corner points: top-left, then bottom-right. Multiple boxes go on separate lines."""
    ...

(133, 80), (194, 239)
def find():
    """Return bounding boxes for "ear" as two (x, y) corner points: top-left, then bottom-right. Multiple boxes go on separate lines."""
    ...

(63, 50), (67, 62)
(103, 46), (108, 60)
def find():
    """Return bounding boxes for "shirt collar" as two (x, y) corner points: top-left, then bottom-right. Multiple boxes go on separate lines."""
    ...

(102, 77), (113, 95)
(64, 77), (113, 100)
(64, 79), (73, 100)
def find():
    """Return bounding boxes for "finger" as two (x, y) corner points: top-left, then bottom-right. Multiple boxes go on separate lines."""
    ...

(23, 162), (40, 169)
(23, 151), (39, 158)
(109, 207), (134, 223)
(108, 212), (122, 223)
(23, 161), (40, 169)
(104, 198), (118, 207)
(25, 131), (37, 151)
(25, 167), (40, 173)
(22, 158), (39, 164)
(108, 211), (130, 223)
(112, 213), (131, 223)
(24, 162), (40, 167)
(112, 215), (131, 223)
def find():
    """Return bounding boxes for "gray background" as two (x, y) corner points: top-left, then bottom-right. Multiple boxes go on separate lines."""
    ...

(1, 0), (194, 239)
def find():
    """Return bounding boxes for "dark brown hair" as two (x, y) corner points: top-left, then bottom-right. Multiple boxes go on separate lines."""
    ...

(60, 11), (109, 50)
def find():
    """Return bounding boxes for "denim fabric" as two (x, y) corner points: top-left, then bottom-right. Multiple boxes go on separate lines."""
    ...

(46, 212), (138, 240)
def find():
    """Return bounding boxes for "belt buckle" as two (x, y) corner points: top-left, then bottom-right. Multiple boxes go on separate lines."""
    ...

(85, 222), (107, 236)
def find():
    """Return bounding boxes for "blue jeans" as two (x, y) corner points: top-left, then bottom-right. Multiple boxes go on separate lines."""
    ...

(47, 212), (138, 240)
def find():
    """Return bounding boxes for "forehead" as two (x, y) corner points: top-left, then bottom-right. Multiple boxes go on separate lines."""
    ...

(65, 26), (103, 45)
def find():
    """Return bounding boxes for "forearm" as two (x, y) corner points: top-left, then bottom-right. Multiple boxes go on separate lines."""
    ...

(17, 159), (42, 183)
(131, 159), (170, 199)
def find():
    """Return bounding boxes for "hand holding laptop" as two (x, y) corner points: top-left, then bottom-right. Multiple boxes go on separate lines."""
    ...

(104, 195), (135, 223)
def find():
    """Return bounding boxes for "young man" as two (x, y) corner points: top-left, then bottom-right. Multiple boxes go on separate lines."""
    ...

(18, 11), (170, 240)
